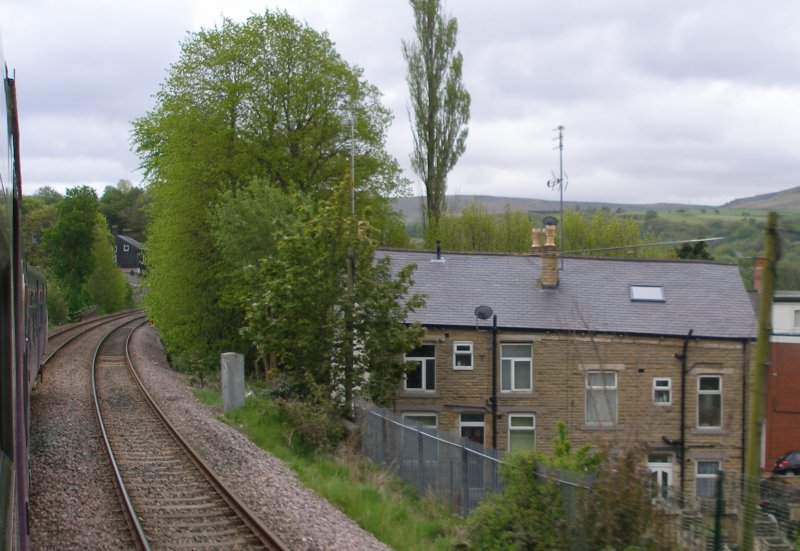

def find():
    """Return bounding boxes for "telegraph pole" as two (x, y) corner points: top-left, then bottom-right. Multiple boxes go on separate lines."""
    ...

(740, 212), (779, 550)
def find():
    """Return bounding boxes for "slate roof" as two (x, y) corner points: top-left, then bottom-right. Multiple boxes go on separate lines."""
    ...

(379, 249), (757, 340)
(116, 234), (143, 250)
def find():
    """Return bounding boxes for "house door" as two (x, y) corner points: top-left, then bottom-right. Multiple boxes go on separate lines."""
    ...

(647, 454), (674, 500)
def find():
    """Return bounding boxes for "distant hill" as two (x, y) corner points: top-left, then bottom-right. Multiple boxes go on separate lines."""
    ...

(392, 195), (711, 224)
(393, 187), (800, 224)
(723, 186), (800, 210)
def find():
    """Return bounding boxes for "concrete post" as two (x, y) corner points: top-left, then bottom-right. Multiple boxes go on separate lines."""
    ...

(220, 352), (245, 412)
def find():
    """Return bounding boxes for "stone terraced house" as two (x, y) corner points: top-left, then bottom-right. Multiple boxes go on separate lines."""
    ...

(381, 222), (757, 500)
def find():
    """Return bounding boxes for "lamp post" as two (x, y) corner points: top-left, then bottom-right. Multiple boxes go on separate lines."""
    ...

(475, 306), (498, 449)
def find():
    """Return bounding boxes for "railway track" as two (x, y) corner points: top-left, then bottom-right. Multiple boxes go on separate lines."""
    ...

(92, 320), (286, 550)
(43, 309), (145, 365)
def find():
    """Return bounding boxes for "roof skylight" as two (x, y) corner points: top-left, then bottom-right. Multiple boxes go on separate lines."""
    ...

(630, 285), (664, 302)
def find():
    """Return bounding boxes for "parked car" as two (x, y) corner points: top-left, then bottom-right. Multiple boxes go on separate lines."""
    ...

(773, 451), (800, 475)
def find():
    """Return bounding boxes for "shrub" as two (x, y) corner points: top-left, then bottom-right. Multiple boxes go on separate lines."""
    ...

(275, 397), (345, 453)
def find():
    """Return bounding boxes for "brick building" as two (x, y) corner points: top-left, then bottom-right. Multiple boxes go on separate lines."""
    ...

(765, 291), (800, 469)
(382, 223), (756, 500)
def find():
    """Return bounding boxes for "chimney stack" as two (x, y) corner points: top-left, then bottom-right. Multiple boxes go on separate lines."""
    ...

(530, 228), (543, 254)
(541, 217), (559, 288)
(753, 257), (764, 293)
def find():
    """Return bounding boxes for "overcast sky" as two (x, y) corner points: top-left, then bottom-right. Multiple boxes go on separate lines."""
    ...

(2, 0), (799, 206)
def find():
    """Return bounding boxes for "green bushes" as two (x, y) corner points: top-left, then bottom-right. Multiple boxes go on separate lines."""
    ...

(466, 423), (677, 550)
(274, 397), (345, 453)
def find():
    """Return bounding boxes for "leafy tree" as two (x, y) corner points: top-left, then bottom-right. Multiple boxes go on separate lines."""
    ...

(20, 196), (58, 268)
(44, 186), (99, 317)
(132, 10), (408, 369)
(33, 185), (63, 205)
(86, 213), (132, 313)
(241, 181), (425, 411)
(438, 202), (531, 253)
(99, 179), (146, 240)
(675, 240), (713, 260)
(560, 208), (659, 257)
(403, 0), (470, 244)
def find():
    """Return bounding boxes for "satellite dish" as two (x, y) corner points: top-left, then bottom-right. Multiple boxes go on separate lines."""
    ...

(474, 305), (494, 320)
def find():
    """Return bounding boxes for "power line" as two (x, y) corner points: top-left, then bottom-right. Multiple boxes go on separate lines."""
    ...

(564, 236), (725, 255)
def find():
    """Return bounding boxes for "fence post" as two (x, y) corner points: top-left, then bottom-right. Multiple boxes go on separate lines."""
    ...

(417, 427), (424, 492)
(461, 443), (469, 518)
(713, 470), (724, 551)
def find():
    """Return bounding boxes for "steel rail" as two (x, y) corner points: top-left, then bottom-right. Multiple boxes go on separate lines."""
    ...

(123, 322), (288, 550)
(90, 316), (151, 550)
(43, 309), (144, 365)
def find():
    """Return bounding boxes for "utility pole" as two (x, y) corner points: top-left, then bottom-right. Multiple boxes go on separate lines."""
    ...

(740, 211), (779, 551)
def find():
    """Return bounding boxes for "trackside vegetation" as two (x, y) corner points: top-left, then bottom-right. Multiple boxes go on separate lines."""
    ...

(195, 389), (463, 551)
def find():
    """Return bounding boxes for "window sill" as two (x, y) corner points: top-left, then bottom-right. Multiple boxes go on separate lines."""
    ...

(580, 424), (624, 432)
(498, 391), (539, 398)
(401, 390), (440, 398)
(690, 428), (727, 436)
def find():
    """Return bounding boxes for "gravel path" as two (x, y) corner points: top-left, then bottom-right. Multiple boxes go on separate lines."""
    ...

(30, 320), (392, 550)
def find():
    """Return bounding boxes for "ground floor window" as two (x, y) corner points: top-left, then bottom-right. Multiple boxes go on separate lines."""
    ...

(402, 413), (438, 460)
(695, 460), (720, 498)
(508, 414), (536, 452)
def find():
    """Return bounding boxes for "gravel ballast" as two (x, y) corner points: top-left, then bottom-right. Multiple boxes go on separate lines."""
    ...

(30, 322), (391, 550)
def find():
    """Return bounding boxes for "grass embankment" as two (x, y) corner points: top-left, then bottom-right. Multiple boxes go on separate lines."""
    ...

(192, 388), (464, 551)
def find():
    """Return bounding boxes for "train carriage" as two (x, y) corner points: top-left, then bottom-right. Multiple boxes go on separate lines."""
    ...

(1, 35), (47, 550)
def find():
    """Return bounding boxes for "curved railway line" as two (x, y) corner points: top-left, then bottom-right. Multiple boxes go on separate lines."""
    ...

(92, 319), (287, 550)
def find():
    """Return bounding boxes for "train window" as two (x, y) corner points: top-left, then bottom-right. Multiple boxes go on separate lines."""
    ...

(1, 258), (13, 457)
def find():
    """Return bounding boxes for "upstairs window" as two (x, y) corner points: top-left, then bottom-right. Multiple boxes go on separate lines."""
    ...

(586, 371), (617, 425)
(405, 344), (436, 391)
(501, 343), (532, 392)
(123, 244), (130, 252)
(695, 460), (720, 498)
(698, 375), (722, 428)
(794, 309), (800, 330)
(453, 341), (473, 370)
(630, 285), (664, 302)
(654, 378), (672, 405)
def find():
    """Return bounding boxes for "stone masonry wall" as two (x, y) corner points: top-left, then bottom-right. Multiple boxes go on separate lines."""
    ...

(394, 326), (751, 497)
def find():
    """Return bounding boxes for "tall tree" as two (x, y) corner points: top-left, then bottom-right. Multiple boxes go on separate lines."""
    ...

(403, 0), (470, 244)
(132, 10), (407, 370)
(241, 181), (425, 410)
(45, 186), (99, 317)
(86, 213), (132, 314)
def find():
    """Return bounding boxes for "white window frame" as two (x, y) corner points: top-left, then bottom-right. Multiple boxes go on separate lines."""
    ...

(123, 244), (130, 252)
(697, 375), (722, 428)
(403, 413), (438, 429)
(508, 414), (536, 452)
(653, 377), (672, 405)
(585, 371), (618, 425)
(500, 343), (533, 392)
(630, 285), (664, 302)
(404, 344), (436, 391)
(402, 413), (438, 461)
(453, 341), (474, 370)
(695, 460), (720, 498)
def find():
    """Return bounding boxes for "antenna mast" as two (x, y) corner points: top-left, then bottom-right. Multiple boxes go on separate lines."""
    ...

(546, 125), (567, 265)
